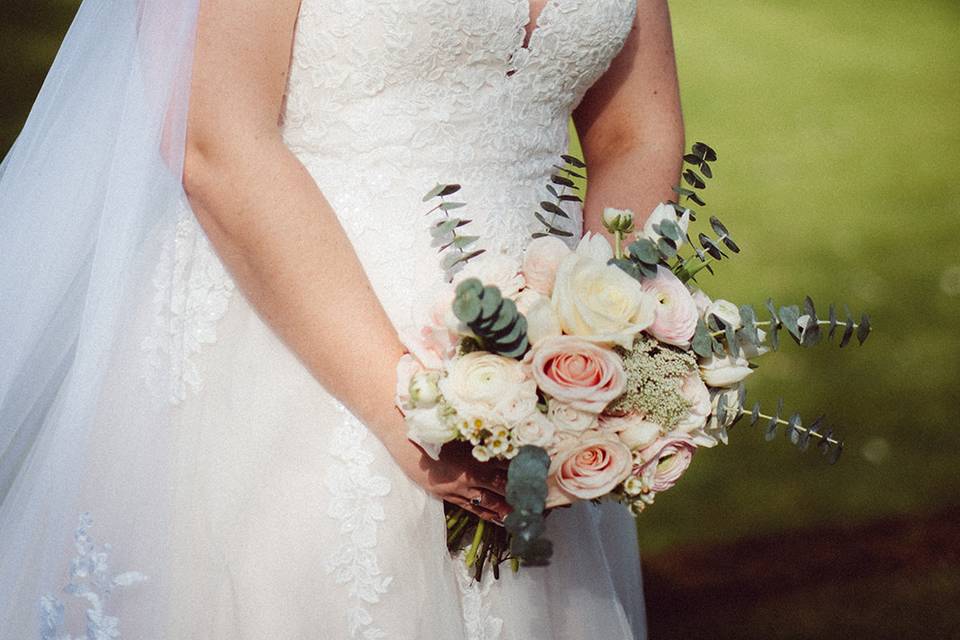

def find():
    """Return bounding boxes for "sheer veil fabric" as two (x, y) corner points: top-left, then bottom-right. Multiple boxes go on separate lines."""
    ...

(0, 1), (648, 637)
(0, 0), (201, 634)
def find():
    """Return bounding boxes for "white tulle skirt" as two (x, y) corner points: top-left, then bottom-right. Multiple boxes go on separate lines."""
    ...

(4, 208), (646, 639)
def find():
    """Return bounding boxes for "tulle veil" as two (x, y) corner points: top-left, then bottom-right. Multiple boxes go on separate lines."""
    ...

(0, 0), (202, 634)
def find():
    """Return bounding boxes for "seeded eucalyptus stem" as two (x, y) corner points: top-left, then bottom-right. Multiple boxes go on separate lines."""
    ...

(708, 318), (868, 340)
(742, 408), (843, 448)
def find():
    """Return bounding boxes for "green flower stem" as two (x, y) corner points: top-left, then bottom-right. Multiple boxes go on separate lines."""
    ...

(465, 519), (486, 568)
(446, 508), (465, 530)
(447, 511), (471, 546)
(679, 256), (715, 281)
(741, 408), (842, 447)
(614, 229), (624, 260)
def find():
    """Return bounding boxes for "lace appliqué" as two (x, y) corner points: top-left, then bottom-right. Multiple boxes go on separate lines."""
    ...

(141, 198), (236, 404)
(454, 555), (504, 640)
(324, 403), (393, 639)
(39, 513), (147, 640)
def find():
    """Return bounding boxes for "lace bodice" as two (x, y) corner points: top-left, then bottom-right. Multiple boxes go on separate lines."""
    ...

(281, 0), (637, 331)
(144, 0), (637, 403)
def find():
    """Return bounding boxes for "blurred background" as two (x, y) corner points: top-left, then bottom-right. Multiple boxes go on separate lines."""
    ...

(2, 0), (958, 637)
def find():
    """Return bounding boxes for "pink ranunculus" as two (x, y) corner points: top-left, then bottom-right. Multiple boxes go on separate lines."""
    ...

(641, 266), (699, 347)
(548, 432), (633, 502)
(523, 236), (571, 296)
(635, 435), (697, 493)
(529, 335), (626, 413)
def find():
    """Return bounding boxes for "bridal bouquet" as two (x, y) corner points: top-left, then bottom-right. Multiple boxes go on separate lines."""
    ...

(397, 143), (871, 580)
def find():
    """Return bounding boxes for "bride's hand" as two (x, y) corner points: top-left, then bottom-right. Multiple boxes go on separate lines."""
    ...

(384, 432), (510, 524)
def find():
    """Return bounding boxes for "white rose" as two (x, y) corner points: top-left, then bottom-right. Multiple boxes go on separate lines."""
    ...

(706, 384), (743, 443)
(690, 288), (712, 316)
(406, 407), (458, 459)
(551, 240), (657, 348)
(522, 236), (571, 295)
(675, 373), (712, 433)
(547, 399), (597, 433)
(574, 231), (614, 262)
(704, 299), (742, 330)
(524, 295), (562, 346)
(408, 371), (441, 408)
(601, 414), (662, 450)
(740, 328), (770, 359)
(439, 351), (531, 414)
(700, 354), (753, 388)
(455, 253), (524, 299)
(643, 202), (691, 248)
(512, 410), (557, 447)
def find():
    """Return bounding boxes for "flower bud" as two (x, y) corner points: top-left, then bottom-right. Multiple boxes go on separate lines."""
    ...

(601, 207), (635, 234)
(408, 371), (441, 408)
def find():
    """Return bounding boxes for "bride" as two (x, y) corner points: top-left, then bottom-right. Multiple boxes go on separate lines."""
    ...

(0, 0), (683, 637)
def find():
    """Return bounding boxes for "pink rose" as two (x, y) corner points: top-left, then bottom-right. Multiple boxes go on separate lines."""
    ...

(523, 236), (571, 295)
(641, 266), (699, 347)
(548, 433), (633, 502)
(529, 335), (626, 413)
(635, 435), (697, 493)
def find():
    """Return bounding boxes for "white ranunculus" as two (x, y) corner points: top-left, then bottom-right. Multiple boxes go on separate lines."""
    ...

(512, 410), (557, 447)
(494, 383), (540, 425)
(699, 354), (753, 388)
(455, 253), (525, 299)
(439, 351), (531, 416)
(551, 239), (657, 348)
(547, 399), (597, 433)
(708, 384), (743, 441)
(523, 236), (571, 296)
(643, 202), (691, 248)
(406, 407), (458, 459)
(704, 299), (742, 330)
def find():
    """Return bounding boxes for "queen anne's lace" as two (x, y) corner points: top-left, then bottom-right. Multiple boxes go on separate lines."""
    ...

(324, 403), (393, 639)
(39, 513), (147, 640)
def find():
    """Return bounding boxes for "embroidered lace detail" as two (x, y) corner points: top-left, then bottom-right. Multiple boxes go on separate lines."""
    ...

(280, 0), (636, 334)
(39, 513), (147, 640)
(454, 555), (504, 640)
(324, 402), (393, 639)
(140, 198), (236, 404)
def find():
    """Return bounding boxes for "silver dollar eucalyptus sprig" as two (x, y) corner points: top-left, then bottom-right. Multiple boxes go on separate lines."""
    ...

(422, 183), (485, 281)
(531, 154), (584, 240)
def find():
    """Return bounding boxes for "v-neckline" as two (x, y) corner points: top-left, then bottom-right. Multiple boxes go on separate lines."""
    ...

(520, 0), (553, 51)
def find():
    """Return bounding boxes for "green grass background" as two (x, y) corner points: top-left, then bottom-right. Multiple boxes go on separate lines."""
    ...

(3, 0), (958, 637)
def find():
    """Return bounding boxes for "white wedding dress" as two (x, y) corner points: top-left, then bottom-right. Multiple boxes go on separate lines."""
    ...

(4, 1), (647, 638)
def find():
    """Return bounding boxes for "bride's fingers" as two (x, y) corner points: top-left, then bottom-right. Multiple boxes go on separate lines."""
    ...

(449, 495), (502, 523)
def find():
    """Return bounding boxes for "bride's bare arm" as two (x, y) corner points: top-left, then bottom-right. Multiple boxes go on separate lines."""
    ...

(182, 0), (506, 520)
(572, 0), (684, 237)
